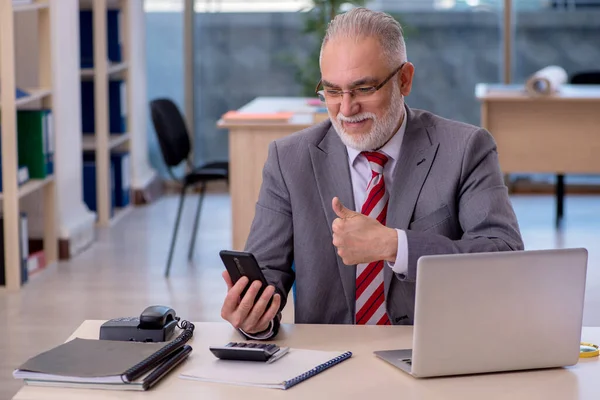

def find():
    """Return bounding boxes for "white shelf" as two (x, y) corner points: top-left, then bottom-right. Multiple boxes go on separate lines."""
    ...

(82, 133), (130, 151)
(80, 61), (128, 77)
(0, 175), (54, 201)
(13, 2), (49, 13)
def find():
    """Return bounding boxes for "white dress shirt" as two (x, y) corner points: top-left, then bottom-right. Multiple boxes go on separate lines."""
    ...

(344, 115), (409, 276)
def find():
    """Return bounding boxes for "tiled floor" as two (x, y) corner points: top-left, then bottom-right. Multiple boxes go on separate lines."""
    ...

(0, 192), (598, 399)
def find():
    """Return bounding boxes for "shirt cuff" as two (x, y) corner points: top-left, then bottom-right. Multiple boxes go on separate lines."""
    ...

(386, 229), (408, 276)
(239, 319), (275, 340)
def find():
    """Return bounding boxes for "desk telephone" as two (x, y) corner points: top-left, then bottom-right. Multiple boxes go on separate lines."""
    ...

(99, 305), (187, 342)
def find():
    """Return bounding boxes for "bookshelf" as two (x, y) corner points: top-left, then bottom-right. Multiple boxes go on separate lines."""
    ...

(79, 0), (132, 227)
(0, 0), (57, 290)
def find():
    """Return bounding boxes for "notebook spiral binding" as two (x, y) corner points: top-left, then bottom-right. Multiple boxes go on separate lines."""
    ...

(122, 320), (195, 383)
(283, 351), (353, 390)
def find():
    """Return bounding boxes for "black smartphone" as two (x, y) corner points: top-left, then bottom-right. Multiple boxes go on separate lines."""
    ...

(219, 250), (273, 307)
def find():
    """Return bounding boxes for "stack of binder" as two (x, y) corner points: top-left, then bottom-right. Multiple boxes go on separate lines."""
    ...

(82, 152), (116, 215)
(82, 150), (130, 213)
(0, 213), (30, 286)
(81, 79), (127, 135)
(13, 337), (192, 391)
(16, 109), (54, 178)
(79, 8), (122, 68)
(111, 151), (130, 207)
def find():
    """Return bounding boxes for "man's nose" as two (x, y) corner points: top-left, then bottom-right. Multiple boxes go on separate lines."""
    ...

(339, 93), (359, 117)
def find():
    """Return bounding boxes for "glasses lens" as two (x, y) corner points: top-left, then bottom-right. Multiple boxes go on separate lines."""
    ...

(324, 96), (342, 105)
(355, 87), (377, 96)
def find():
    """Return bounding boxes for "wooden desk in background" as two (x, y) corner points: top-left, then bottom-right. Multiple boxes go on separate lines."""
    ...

(476, 83), (600, 226)
(218, 97), (328, 250)
(12, 321), (600, 399)
(476, 83), (600, 175)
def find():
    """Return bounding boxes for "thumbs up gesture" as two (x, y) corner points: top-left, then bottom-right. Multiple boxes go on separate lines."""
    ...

(331, 197), (398, 265)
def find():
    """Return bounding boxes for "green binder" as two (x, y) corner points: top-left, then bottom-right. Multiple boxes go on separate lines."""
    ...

(17, 110), (51, 179)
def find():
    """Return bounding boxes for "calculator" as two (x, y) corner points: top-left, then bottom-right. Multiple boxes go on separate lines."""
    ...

(209, 342), (288, 362)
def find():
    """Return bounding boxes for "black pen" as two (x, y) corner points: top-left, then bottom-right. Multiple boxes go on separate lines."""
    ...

(143, 345), (193, 390)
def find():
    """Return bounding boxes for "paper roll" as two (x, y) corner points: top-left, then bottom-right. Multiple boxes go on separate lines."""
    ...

(525, 66), (568, 96)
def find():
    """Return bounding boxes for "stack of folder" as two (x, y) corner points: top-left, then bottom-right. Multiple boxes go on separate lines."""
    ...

(16, 109), (54, 179)
(13, 338), (192, 391)
(0, 213), (29, 286)
(221, 110), (294, 123)
(79, 8), (122, 68)
(82, 150), (130, 214)
(81, 80), (127, 134)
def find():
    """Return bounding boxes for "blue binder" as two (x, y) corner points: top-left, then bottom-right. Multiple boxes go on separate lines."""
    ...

(82, 152), (116, 216)
(81, 80), (127, 134)
(111, 151), (130, 208)
(79, 9), (122, 68)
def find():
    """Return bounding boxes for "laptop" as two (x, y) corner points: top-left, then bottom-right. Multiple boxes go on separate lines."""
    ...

(374, 248), (588, 378)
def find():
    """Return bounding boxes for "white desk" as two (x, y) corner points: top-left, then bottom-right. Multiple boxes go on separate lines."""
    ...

(12, 321), (600, 399)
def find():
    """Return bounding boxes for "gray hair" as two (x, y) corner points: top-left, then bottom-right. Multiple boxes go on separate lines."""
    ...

(319, 7), (407, 68)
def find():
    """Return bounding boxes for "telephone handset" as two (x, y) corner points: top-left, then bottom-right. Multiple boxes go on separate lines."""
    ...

(100, 305), (182, 342)
(139, 305), (177, 330)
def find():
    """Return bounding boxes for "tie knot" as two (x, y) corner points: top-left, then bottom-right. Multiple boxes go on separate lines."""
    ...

(362, 151), (389, 173)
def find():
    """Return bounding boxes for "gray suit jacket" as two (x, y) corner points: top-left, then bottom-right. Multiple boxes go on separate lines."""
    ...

(244, 105), (524, 334)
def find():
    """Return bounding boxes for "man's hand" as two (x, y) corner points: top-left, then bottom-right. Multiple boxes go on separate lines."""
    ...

(331, 196), (398, 265)
(220, 270), (281, 334)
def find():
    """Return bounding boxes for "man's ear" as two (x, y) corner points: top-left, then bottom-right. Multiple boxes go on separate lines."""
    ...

(399, 62), (415, 96)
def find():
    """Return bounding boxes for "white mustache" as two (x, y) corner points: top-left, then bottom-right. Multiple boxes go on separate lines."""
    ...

(337, 112), (377, 123)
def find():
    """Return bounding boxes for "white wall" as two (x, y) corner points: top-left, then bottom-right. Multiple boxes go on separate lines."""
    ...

(49, 0), (97, 253)
(128, 0), (157, 189)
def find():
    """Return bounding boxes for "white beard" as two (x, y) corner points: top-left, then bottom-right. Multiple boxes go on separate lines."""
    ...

(330, 83), (404, 152)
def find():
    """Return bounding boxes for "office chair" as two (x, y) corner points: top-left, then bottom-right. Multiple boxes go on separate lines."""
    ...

(150, 98), (229, 277)
(554, 71), (600, 228)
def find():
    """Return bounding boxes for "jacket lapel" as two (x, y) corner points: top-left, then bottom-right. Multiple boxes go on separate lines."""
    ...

(384, 106), (440, 297)
(309, 125), (357, 318)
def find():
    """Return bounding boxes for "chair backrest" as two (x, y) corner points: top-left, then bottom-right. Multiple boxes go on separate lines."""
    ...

(570, 71), (600, 84)
(149, 98), (191, 167)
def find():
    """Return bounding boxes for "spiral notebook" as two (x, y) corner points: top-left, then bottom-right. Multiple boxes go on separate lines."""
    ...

(13, 337), (192, 391)
(179, 348), (352, 390)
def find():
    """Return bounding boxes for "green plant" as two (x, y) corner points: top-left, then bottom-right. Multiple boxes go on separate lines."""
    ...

(282, 1), (415, 97)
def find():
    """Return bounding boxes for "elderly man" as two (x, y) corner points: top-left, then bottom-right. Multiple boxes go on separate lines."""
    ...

(220, 7), (523, 339)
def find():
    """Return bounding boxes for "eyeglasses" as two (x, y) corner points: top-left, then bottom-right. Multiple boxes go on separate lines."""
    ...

(315, 63), (405, 104)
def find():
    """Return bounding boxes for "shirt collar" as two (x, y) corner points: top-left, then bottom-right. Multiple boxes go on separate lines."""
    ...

(347, 113), (407, 166)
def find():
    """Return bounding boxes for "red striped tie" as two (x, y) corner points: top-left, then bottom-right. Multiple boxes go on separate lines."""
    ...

(355, 151), (391, 325)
